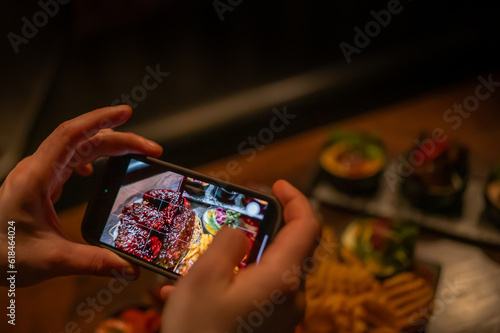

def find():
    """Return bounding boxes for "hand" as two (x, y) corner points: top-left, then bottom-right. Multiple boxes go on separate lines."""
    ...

(160, 180), (320, 333)
(0, 105), (163, 287)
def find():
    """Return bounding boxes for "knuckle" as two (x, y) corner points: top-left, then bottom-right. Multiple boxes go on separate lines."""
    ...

(56, 120), (73, 135)
(11, 157), (32, 177)
(47, 245), (69, 271)
(87, 131), (105, 146)
(55, 120), (81, 145)
(90, 252), (106, 275)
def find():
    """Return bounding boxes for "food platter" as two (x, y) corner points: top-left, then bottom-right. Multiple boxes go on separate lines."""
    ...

(311, 129), (500, 247)
(109, 192), (219, 276)
(108, 175), (262, 276)
(299, 222), (440, 333)
(312, 158), (500, 247)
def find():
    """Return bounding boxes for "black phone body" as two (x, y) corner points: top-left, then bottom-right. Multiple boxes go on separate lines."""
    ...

(82, 154), (282, 279)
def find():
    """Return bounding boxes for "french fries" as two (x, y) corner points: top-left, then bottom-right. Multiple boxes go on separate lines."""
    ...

(301, 226), (434, 333)
(184, 234), (213, 261)
(177, 219), (214, 275)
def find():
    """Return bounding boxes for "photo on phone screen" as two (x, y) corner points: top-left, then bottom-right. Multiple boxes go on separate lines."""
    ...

(93, 156), (280, 277)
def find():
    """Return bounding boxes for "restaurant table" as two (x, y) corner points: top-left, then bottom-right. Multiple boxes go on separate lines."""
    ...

(2, 75), (500, 333)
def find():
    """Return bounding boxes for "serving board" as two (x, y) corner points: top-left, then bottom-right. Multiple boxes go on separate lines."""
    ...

(311, 158), (500, 247)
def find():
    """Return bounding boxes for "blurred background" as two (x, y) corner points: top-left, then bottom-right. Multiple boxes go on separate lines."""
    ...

(2, 2), (500, 333)
(1, 0), (500, 208)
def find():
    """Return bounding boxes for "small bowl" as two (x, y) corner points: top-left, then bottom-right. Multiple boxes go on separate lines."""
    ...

(320, 166), (384, 197)
(400, 144), (468, 216)
(319, 131), (386, 197)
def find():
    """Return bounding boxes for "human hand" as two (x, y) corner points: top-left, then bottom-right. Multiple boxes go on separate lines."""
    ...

(0, 105), (163, 287)
(160, 180), (320, 333)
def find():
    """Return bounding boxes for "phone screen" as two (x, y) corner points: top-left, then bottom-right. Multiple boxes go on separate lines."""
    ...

(96, 157), (277, 277)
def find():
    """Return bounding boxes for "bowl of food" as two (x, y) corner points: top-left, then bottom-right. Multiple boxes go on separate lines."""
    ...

(485, 164), (500, 226)
(341, 217), (419, 278)
(319, 130), (386, 196)
(400, 134), (468, 216)
(203, 207), (241, 235)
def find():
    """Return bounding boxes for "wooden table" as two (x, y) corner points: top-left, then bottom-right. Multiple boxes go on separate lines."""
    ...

(2, 75), (500, 333)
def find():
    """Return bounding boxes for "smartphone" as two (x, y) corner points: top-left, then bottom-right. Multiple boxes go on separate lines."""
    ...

(82, 154), (282, 279)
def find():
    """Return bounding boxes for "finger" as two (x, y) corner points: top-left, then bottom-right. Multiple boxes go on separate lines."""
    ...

(272, 180), (315, 224)
(71, 130), (163, 168)
(34, 105), (132, 185)
(75, 163), (94, 176)
(56, 241), (141, 280)
(160, 285), (175, 301)
(258, 180), (319, 271)
(187, 227), (250, 286)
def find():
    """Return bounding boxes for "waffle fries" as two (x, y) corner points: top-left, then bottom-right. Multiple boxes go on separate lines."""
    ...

(301, 227), (434, 333)
(381, 273), (434, 329)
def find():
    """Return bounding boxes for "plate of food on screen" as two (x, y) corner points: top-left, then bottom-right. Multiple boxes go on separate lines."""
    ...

(112, 189), (202, 271)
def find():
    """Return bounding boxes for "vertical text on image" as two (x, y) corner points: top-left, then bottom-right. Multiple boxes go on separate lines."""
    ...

(6, 220), (17, 326)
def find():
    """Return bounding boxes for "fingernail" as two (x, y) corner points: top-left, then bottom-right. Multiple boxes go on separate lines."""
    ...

(112, 104), (132, 111)
(109, 106), (132, 124)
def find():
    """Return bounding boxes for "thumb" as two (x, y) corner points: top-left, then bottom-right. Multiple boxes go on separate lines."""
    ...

(187, 227), (250, 286)
(58, 242), (140, 279)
